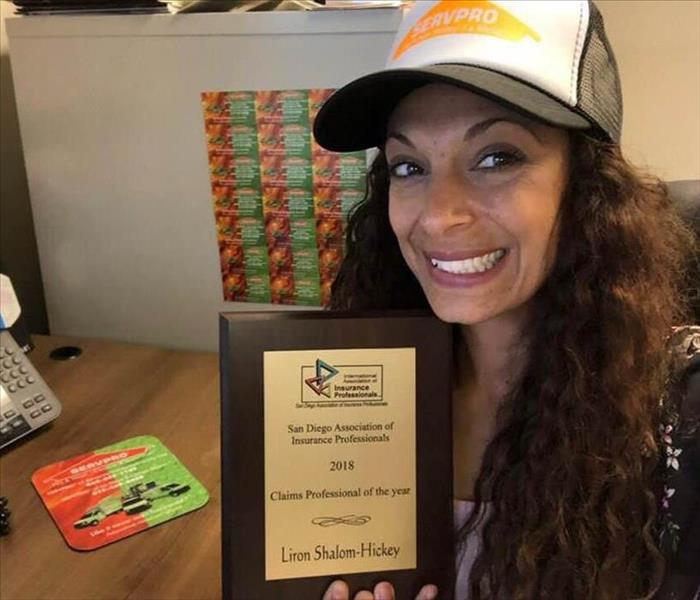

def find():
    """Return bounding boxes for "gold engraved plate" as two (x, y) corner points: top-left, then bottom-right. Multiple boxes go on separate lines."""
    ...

(264, 347), (416, 580)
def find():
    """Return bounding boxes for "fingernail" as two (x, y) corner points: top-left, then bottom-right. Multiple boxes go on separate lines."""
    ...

(375, 581), (394, 600)
(331, 581), (346, 600)
(426, 585), (438, 600)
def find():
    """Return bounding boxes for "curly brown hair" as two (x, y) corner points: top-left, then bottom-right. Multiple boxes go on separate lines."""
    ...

(330, 132), (695, 599)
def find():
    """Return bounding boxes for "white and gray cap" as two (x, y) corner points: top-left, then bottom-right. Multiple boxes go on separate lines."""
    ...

(313, 0), (622, 151)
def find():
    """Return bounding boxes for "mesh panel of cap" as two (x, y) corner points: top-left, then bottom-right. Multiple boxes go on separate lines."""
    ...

(577, 2), (623, 142)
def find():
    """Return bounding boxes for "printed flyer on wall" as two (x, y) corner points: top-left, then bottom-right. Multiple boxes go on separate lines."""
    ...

(201, 89), (368, 307)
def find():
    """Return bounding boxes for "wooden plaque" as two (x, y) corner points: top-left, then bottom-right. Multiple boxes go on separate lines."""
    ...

(220, 310), (454, 599)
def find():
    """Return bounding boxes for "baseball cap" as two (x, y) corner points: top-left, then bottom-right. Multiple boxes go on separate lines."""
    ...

(313, 0), (622, 152)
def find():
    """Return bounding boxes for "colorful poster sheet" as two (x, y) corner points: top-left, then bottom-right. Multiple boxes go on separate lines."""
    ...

(201, 89), (367, 307)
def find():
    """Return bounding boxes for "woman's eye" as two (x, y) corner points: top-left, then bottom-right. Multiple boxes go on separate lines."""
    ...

(474, 150), (524, 171)
(388, 161), (423, 178)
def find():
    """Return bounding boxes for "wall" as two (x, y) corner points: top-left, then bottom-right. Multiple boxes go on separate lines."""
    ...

(0, 1), (48, 334)
(6, 9), (402, 351)
(598, 0), (700, 180)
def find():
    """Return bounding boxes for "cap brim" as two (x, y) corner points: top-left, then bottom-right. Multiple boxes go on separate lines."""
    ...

(313, 64), (592, 152)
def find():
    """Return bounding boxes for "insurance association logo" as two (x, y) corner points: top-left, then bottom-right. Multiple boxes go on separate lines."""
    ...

(303, 359), (339, 398)
(300, 358), (384, 407)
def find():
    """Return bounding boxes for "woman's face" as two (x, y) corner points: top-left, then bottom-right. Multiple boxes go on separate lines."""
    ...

(385, 84), (569, 325)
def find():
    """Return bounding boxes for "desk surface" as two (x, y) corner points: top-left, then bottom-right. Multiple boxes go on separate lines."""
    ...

(0, 335), (221, 600)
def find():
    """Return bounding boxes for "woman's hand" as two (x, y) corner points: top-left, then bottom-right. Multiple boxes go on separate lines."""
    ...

(322, 579), (438, 600)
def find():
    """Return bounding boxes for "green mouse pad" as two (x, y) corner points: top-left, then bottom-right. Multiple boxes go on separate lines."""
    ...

(32, 435), (209, 551)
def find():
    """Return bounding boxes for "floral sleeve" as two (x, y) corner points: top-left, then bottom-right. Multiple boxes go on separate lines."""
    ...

(656, 326), (700, 600)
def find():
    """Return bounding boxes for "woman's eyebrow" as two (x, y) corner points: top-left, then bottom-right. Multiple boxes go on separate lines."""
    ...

(386, 116), (542, 148)
(385, 131), (415, 148)
(465, 117), (542, 142)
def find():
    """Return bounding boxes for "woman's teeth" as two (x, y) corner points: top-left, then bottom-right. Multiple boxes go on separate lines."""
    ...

(430, 249), (506, 274)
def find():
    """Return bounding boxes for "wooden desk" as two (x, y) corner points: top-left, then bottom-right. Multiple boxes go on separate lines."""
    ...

(0, 335), (221, 600)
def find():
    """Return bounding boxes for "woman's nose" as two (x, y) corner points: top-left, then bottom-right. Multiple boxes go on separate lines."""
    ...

(418, 172), (478, 235)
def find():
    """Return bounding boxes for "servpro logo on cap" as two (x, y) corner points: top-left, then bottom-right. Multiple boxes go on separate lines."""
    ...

(386, 1), (590, 108)
(393, 0), (541, 61)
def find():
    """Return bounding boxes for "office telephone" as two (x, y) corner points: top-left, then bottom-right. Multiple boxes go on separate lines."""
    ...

(0, 330), (62, 450)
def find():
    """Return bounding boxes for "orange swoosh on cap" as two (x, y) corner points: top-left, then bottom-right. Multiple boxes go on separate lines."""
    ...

(393, 0), (541, 61)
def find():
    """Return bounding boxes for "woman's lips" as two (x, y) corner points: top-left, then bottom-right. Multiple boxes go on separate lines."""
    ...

(423, 248), (509, 287)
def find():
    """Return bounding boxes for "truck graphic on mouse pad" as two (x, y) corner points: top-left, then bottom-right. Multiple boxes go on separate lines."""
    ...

(74, 481), (192, 527)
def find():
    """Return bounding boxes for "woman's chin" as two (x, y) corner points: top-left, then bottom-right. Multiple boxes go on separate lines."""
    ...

(426, 299), (501, 326)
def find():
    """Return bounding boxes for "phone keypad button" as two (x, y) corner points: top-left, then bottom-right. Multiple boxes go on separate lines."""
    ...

(23, 399), (34, 408)
(10, 417), (25, 429)
(3, 410), (16, 419)
(19, 366), (28, 375)
(0, 426), (10, 435)
(17, 380), (26, 389)
(27, 376), (36, 384)
(2, 359), (11, 369)
(41, 404), (52, 413)
(8, 384), (17, 393)
(34, 394), (45, 403)
(0, 374), (9, 383)
(30, 410), (41, 419)
(9, 370), (18, 379)
(12, 356), (21, 365)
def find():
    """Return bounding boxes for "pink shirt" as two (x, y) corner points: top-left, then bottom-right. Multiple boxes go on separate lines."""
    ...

(453, 499), (484, 600)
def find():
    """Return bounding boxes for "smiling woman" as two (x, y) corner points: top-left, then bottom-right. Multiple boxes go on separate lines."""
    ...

(385, 85), (569, 327)
(313, 1), (699, 600)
